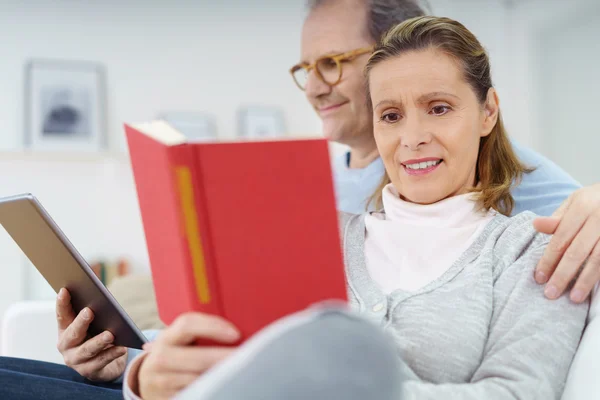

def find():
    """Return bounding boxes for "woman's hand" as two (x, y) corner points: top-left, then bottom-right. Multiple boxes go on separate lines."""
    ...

(138, 312), (240, 400)
(56, 288), (128, 381)
(534, 183), (600, 302)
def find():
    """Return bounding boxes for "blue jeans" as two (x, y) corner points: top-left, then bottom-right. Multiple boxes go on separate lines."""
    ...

(0, 356), (122, 400)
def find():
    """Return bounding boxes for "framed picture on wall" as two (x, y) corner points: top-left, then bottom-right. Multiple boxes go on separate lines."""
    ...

(158, 111), (218, 142)
(237, 106), (286, 139)
(24, 59), (107, 152)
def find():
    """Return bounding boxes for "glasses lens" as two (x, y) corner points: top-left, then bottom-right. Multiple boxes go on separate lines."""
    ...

(292, 67), (308, 90)
(316, 57), (341, 85)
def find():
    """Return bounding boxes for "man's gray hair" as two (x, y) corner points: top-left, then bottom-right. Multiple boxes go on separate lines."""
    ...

(307, 0), (430, 42)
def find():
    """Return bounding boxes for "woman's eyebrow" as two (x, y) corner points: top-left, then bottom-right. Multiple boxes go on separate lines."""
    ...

(416, 91), (460, 104)
(374, 92), (460, 110)
(373, 99), (402, 110)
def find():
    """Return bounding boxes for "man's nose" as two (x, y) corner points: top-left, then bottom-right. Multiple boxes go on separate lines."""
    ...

(305, 70), (331, 99)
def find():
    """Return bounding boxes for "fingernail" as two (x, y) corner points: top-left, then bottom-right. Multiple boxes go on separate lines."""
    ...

(82, 308), (90, 320)
(58, 289), (65, 299)
(103, 332), (113, 342)
(535, 271), (548, 284)
(571, 289), (585, 303)
(545, 284), (559, 299)
(225, 327), (240, 341)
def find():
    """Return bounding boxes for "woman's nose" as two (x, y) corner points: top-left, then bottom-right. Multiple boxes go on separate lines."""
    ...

(402, 117), (431, 150)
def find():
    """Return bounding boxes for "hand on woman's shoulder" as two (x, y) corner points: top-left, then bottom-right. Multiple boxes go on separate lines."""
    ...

(490, 211), (551, 275)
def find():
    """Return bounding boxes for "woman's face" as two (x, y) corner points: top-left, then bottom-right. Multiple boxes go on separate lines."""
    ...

(369, 48), (499, 204)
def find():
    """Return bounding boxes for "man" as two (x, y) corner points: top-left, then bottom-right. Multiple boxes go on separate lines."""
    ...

(291, 0), (600, 304)
(2, 0), (600, 399)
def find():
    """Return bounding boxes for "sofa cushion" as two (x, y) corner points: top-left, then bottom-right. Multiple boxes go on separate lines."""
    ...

(107, 274), (164, 331)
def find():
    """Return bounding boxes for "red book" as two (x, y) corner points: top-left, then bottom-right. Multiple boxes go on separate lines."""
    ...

(124, 121), (347, 342)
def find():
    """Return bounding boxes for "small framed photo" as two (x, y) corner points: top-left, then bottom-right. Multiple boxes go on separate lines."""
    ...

(24, 59), (107, 152)
(237, 106), (286, 139)
(158, 111), (218, 142)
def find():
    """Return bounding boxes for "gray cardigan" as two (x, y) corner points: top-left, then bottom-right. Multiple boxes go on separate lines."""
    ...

(340, 210), (588, 399)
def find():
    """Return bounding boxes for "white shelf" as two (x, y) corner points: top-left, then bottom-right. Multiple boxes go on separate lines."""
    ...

(0, 151), (130, 163)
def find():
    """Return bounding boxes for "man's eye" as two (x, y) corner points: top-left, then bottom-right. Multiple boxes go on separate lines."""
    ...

(431, 105), (451, 116)
(317, 58), (337, 70)
(381, 113), (401, 123)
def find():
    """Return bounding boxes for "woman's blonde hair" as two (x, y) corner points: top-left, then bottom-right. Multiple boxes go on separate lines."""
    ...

(365, 16), (532, 216)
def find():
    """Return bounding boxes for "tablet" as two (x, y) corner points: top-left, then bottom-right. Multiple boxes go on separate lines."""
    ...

(0, 193), (147, 349)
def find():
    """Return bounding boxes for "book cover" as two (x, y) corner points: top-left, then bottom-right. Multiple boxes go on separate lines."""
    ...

(124, 121), (347, 341)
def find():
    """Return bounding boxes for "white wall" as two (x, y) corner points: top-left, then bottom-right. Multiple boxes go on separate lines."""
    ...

(0, 0), (319, 330)
(507, 0), (600, 185)
(0, 0), (319, 151)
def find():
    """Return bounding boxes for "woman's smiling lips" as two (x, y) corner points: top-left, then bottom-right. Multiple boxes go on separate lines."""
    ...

(401, 157), (443, 176)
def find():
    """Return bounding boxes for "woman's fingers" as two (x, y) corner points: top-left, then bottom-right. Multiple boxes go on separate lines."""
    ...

(151, 345), (235, 375)
(138, 313), (240, 398)
(160, 313), (240, 346)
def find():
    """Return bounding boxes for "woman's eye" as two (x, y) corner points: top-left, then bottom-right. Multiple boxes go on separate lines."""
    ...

(381, 113), (401, 123)
(431, 105), (451, 116)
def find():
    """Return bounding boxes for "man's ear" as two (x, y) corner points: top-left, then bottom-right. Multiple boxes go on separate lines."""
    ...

(481, 88), (499, 137)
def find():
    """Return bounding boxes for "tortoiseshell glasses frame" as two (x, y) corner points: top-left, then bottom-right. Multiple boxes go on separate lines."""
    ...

(289, 46), (374, 91)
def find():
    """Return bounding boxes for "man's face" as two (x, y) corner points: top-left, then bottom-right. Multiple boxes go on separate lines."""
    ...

(299, 0), (375, 146)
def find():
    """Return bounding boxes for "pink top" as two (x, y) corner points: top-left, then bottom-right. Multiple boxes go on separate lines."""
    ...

(364, 184), (496, 294)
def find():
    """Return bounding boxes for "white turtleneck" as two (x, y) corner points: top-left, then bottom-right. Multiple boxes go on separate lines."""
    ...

(364, 184), (497, 294)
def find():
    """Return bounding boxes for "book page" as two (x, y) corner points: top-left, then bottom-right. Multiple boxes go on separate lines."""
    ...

(131, 120), (187, 146)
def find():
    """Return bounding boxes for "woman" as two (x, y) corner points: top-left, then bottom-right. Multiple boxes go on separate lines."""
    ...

(30, 16), (586, 400)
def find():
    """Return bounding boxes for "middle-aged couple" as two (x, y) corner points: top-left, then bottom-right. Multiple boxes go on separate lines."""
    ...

(2, 1), (600, 399)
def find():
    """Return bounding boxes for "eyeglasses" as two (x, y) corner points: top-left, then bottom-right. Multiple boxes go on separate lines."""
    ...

(289, 46), (374, 91)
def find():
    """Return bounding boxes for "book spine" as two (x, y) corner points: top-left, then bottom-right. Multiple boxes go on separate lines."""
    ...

(172, 151), (222, 317)
(124, 124), (221, 326)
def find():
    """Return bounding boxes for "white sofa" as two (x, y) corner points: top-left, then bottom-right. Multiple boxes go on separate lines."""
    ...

(2, 290), (599, 399)
(1, 300), (64, 365)
(562, 287), (600, 399)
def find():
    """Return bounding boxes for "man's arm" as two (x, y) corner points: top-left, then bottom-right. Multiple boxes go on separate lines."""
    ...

(511, 140), (581, 217)
(402, 239), (588, 400)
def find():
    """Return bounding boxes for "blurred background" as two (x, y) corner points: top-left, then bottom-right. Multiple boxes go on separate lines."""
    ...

(0, 0), (598, 340)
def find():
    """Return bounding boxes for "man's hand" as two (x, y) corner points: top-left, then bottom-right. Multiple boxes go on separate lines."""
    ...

(138, 312), (240, 400)
(56, 288), (128, 381)
(533, 183), (600, 303)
